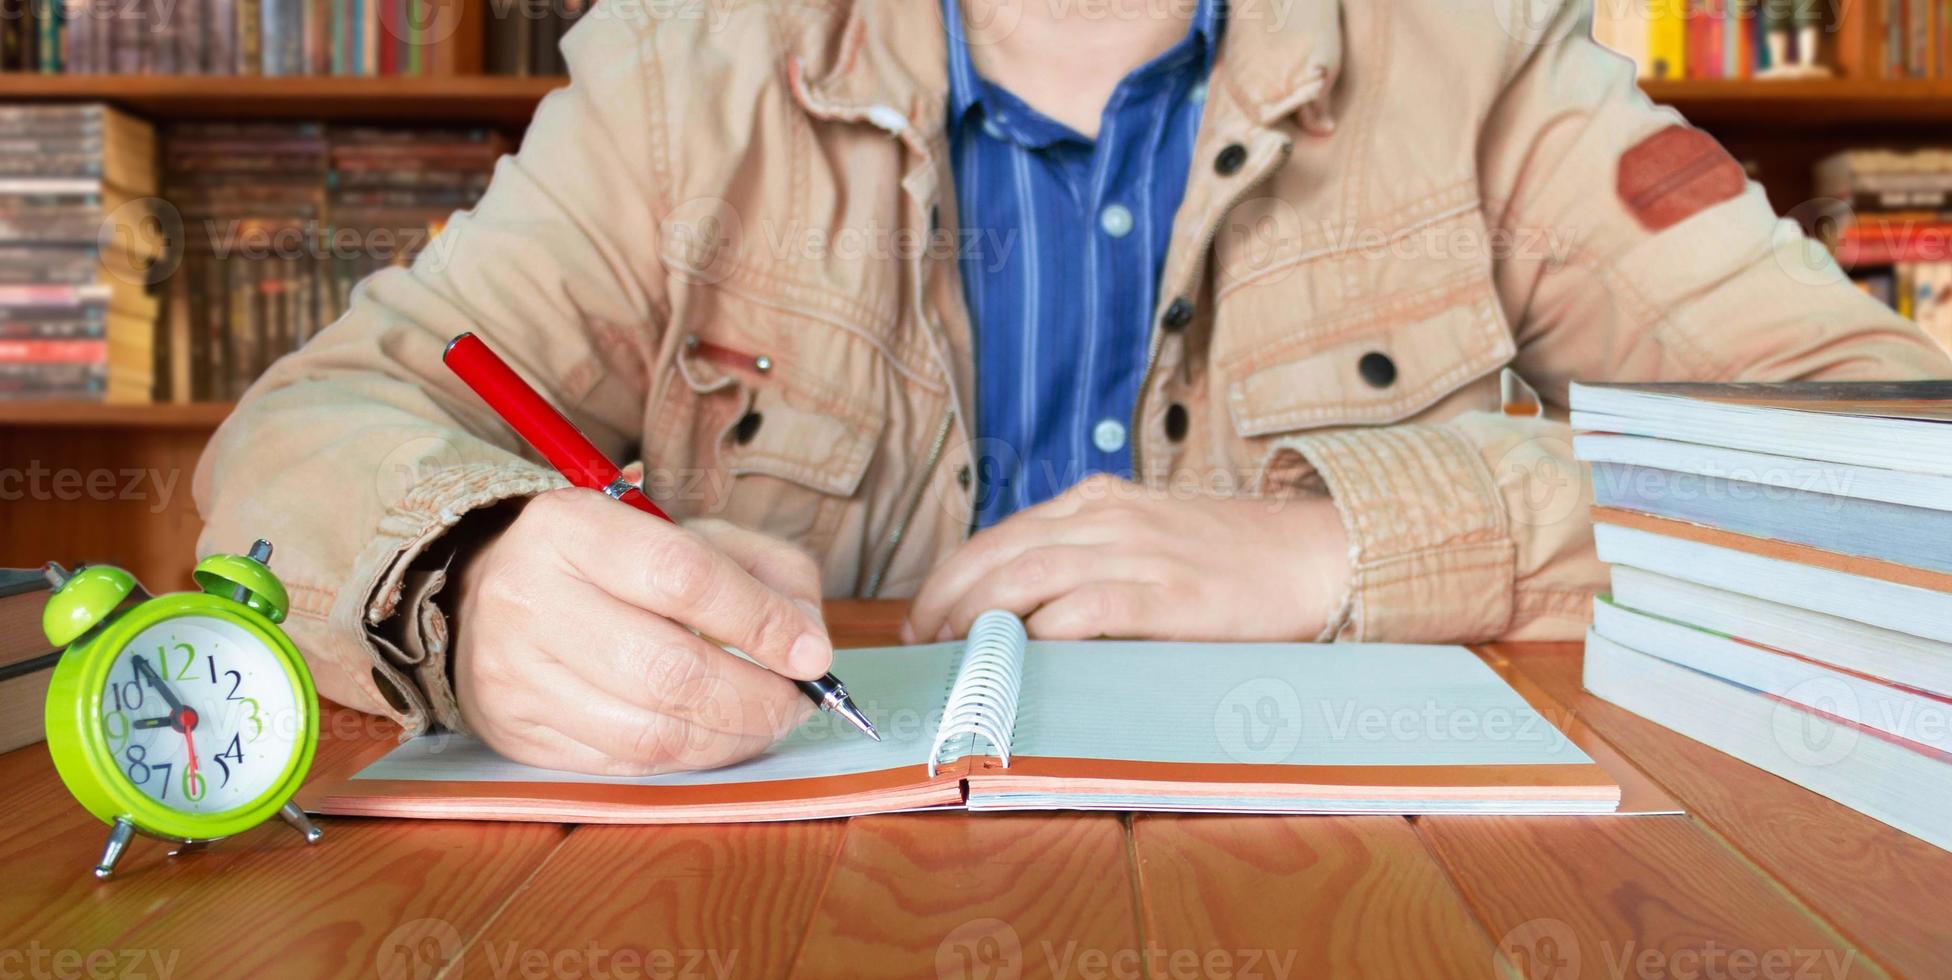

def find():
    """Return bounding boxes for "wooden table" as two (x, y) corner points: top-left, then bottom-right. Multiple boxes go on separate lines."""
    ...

(4, 600), (1947, 979)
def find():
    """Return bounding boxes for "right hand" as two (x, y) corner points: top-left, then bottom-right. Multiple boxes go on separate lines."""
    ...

(449, 487), (834, 775)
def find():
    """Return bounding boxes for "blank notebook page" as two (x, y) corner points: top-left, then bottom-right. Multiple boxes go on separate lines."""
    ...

(1012, 641), (1594, 767)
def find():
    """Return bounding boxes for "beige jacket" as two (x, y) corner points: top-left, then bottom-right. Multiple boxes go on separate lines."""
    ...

(196, 0), (1952, 733)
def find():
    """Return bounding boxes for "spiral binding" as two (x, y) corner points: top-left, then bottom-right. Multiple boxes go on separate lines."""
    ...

(927, 610), (1027, 776)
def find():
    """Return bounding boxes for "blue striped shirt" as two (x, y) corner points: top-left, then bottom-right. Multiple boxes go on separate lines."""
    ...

(944, 0), (1222, 528)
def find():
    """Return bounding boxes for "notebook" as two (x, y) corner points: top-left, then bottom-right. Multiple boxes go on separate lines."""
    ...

(319, 611), (1628, 822)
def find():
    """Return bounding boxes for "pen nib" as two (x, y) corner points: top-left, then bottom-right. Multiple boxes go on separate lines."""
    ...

(832, 697), (880, 741)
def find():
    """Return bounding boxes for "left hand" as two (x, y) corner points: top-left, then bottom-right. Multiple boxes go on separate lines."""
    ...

(901, 474), (1351, 643)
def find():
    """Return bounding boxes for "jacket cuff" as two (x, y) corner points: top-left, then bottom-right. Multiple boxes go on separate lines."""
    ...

(1261, 424), (1517, 643)
(347, 461), (566, 736)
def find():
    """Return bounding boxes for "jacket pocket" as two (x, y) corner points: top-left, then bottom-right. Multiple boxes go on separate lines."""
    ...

(1222, 278), (1515, 437)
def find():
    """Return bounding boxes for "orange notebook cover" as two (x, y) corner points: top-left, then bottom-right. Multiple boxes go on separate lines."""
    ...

(317, 613), (1636, 823)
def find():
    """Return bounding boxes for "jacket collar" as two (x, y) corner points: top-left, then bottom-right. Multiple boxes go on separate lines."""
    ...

(789, 0), (1343, 144)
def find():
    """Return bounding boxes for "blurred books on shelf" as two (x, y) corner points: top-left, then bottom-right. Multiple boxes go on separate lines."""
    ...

(0, 0), (486, 76)
(161, 121), (502, 400)
(483, 0), (585, 76)
(0, 101), (504, 405)
(1816, 148), (1952, 353)
(1571, 380), (1952, 853)
(0, 103), (160, 402)
(1594, 0), (1827, 80)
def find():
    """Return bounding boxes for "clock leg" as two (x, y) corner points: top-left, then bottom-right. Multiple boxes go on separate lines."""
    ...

(279, 802), (323, 843)
(94, 818), (135, 879)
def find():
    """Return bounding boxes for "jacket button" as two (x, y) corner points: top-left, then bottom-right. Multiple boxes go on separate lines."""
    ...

(1358, 352), (1397, 388)
(957, 464), (972, 490)
(1164, 403), (1189, 442)
(1161, 297), (1194, 331)
(734, 411), (763, 444)
(1214, 143), (1248, 176)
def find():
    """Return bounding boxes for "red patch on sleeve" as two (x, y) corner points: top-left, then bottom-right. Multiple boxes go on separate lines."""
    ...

(1615, 125), (1746, 232)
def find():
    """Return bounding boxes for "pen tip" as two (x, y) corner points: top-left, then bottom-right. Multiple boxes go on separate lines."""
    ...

(867, 728), (883, 742)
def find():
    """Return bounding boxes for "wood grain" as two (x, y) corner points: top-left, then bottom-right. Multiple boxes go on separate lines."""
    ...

(0, 704), (564, 980)
(1496, 643), (1952, 978)
(1132, 814), (1500, 979)
(458, 821), (846, 980)
(792, 812), (1141, 979)
(1421, 815), (1880, 980)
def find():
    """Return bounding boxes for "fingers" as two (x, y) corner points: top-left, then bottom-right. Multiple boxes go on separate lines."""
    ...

(540, 577), (807, 736)
(1023, 582), (1159, 640)
(903, 487), (1134, 642)
(509, 665), (798, 776)
(937, 546), (1163, 640)
(689, 518), (826, 613)
(539, 489), (833, 680)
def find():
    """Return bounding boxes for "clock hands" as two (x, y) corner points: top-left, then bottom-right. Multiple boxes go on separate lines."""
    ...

(131, 656), (184, 713)
(130, 656), (199, 734)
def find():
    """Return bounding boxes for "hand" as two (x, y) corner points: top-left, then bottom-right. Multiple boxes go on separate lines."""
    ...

(901, 474), (1350, 643)
(450, 487), (832, 776)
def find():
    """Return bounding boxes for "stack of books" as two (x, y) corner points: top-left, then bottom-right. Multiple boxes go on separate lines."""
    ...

(0, 104), (160, 402)
(0, 567), (59, 755)
(1820, 149), (1952, 353)
(1573, 380), (1952, 852)
(0, 0), (484, 76)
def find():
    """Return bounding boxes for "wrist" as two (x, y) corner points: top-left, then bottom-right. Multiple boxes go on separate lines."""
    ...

(1281, 496), (1352, 639)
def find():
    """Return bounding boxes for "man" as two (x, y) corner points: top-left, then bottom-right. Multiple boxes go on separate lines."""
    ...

(196, 0), (1950, 775)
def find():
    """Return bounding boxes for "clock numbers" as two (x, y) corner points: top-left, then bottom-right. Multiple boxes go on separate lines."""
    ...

(103, 616), (301, 814)
(163, 642), (195, 680)
(103, 711), (128, 749)
(213, 735), (246, 787)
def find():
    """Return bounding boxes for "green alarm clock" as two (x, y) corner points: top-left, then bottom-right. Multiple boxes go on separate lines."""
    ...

(42, 539), (323, 879)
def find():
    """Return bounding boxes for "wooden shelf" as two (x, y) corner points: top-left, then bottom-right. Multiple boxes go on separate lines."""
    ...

(0, 74), (568, 125)
(1640, 78), (1952, 128)
(0, 401), (235, 428)
(6, 73), (1952, 129)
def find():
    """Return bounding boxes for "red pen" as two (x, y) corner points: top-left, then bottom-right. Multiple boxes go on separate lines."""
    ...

(442, 332), (879, 741)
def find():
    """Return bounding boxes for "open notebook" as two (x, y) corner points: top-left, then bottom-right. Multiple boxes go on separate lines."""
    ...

(319, 612), (1624, 822)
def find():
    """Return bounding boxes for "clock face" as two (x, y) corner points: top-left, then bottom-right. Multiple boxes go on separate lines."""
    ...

(96, 614), (304, 815)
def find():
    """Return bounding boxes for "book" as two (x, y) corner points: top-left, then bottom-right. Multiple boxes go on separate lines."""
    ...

(1573, 432), (1952, 511)
(1591, 461), (1952, 573)
(319, 612), (1626, 823)
(1593, 598), (1952, 754)
(1569, 380), (1952, 475)
(0, 567), (57, 754)
(1609, 565), (1952, 698)
(1585, 630), (1952, 851)
(1594, 516), (1952, 643)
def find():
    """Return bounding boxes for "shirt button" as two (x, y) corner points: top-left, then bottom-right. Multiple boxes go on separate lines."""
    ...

(982, 117), (1005, 140)
(1099, 203), (1134, 238)
(1359, 351), (1398, 388)
(1092, 418), (1128, 453)
(1188, 81), (1208, 105)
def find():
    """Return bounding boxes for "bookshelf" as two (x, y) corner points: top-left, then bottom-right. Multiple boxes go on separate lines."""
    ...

(4, 8), (1949, 589)
(0, 74), (567, 124)
(0, 401), (238, 428)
